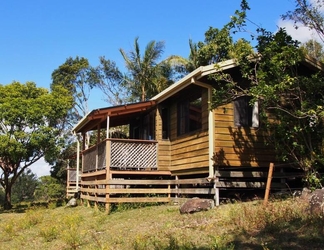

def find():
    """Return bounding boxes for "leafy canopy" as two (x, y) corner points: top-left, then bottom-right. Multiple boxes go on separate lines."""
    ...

(0, 81), (72, 208)
(211, 1), (324, 188)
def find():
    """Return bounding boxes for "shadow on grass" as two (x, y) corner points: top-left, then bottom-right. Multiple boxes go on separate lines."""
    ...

(133, 235), (216, 250)
(231, 216), (324, 249)
(0, 199), (67, 214)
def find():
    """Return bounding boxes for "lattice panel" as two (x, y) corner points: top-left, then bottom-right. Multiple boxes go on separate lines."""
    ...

(110, 141), (157, 169)
(68, 169), (81, 182)
(83, 146), (97, 172)
(98, 141), (106, 169)
(68, 169), (77, 182)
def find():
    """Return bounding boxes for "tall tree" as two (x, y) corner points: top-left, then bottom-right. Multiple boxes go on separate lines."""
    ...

(0, 82), (72, 209)
(51, 56), (95, 126)
(301, 39), (324, 62)
(50, 56), (96, 184)
(50, 140), (77, 184)
(167, 27), (253, 77)
(91, 56), (126, 106)
(119, 37), (168, 101)
(282, 0), (324, 43)
(11, 169), (38, 203)
(34, 175), (66, 201)
(212, 1), (324, 188)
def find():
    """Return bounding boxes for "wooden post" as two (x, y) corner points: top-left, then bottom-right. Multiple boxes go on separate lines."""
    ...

(87, 185), (90, 208)
(105, 140), (111, 214)
(94, 176), (98, 210)
(66, 168), (70, 198)
(214, 169), (220, 206)
(264, 162), (274, 206)
(175, 175), (179, 199)
(168, 183), (171, 203)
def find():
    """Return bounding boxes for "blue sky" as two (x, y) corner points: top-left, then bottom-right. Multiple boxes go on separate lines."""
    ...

(1, 0), (313, 176)
(1, 1), (298, 96)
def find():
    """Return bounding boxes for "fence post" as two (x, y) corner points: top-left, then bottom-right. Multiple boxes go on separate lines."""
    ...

(264, 162), (274, 206)
(214, 168), (219, 206)
(105, 140), (111, 214)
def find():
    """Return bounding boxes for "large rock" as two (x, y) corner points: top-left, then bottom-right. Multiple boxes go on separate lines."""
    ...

(308, 189), (324, 215)
(179, 198), (214, 214)
(299, 187), (312, 201)
(298, 188), (324, 215)
(65, 198), (77, 208)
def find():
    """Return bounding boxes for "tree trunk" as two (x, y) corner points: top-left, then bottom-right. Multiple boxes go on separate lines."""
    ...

(4, 183), (12, 210)
(141, 85), (145, 102)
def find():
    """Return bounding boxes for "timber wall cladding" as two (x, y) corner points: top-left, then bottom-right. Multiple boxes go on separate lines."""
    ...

(213, 103), (276, 167)
(168, 87), (210, 173)
(155, 106), (171, 171)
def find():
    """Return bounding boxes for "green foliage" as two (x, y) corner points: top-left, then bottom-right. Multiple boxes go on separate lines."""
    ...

(120, 37), (173, 101)
(92, 56), (127, 105)
(301, 39), (324, 62)
(21, 209), (43, 229)
(50, 141), (77, 183)
(196, 27), (234, 65)
(209, 2), (324, 188)
(39, 225), (59, 242)
(251, 29), (324, 178)
(51, 56), (95, 123)
(11, 169), (38, 204)
(0, 81), (72, 209)
(282, 0), (324, 43)
(34, 176), (66, 201)
(170, 24), (253, 76)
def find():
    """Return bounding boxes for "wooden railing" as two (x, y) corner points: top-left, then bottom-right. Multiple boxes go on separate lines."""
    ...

(66, 168), (81, 197)
(82, 138), (158, 172)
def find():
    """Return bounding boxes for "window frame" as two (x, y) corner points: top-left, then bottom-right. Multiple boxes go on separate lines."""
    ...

(234, 96), (259, 128)
(177, 93), (202, 136)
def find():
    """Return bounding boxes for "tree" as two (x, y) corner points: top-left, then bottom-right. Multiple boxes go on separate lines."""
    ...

(50, 140), (77, 184)
(11, 169), (38, 203)
(119, 37), (169, 102)
(282, 0), (324, 43)
(301, 39), (324, 62)
(167, 26), (253, 78)
(91, 56), (127, 106)
(165, 39), (202, 77)
(0, 82), (72, 209)
(51, 56), (96, 127)
(50, 56), (97, 183)
(34, 175), (66, 201)
(212, 1), (324, 188)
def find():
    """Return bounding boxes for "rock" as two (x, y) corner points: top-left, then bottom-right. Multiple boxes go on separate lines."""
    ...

(297, 188), (324, 216)
(65, 198), (77, 208)
(179, 198), (214, 214)
(308, 189), (324, 215)
(300, 187), (312, 201)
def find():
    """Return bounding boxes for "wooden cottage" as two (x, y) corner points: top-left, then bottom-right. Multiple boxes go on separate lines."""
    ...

(69, 58), (319, 211)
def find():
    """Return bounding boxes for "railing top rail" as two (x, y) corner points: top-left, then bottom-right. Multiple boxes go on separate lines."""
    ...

(106, 138), (158, 144)
(82, 138), (158, 153)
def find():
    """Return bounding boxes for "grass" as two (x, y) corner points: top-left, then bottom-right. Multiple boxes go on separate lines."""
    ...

(0, 197), (324, 249)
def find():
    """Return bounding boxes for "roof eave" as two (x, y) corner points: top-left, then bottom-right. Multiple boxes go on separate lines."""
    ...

(72, 112), (91, 134)
(150, 59), (237, 103)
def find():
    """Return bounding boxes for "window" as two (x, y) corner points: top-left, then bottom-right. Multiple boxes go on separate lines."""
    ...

(143, 111), (155, 140)
(177, 95), (202, 135)
(234, 96), (259, 128)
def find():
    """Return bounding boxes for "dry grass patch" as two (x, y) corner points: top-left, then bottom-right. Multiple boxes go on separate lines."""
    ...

(0, 198), (324, 249)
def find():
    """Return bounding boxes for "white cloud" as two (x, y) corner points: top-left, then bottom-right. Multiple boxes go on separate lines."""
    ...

(29, 157), (51, 178)
(311, 0), (324, 12)
(277, 19), (321, 43)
